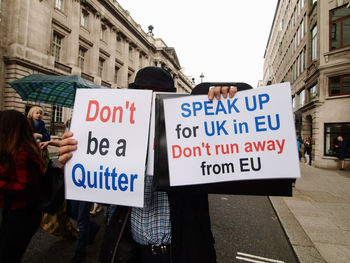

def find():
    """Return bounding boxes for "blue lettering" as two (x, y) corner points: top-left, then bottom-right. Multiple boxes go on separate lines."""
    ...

(268, 114), (280, 130)
(70, 163), (138, 192)
(204, 101), (214, 115)
(111, 168), (118, 190)
(130, 174), (138, 192)
(104, 167), (111, 190)
(216, 100), (227, 115)
(72, 163), (86, 188)
(118, 173), (128, 191)
(87, 171), (97, 188)
(181, 103), (191, 117)
(192, 102), (202, 116)
(258, 94), (270, 109)
(255, 116), (267, 132)
(245, 96), (257, 111)
(204, 121), (215, 136)
(227, 98), (240, 113)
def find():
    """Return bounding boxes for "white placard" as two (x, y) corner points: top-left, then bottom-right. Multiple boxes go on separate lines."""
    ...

(65, 89), (153, 207)
(163, 83), (300, 187)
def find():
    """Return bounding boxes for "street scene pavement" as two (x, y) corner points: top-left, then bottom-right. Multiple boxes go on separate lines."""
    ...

(271, 163), (350, 263)
(22, 154), (350, 263)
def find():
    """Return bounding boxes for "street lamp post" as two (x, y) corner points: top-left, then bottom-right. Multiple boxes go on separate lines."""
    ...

(200, 72), (204, 83)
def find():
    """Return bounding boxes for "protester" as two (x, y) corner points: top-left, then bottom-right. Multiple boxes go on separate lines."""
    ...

(335, 136), (347, 170)
(58, 66), (241, 263)
(304, 137), (311, 165)
(0, 110), (45, 263)
(297, 137), (303, 161)
(27, 106), (51, 142)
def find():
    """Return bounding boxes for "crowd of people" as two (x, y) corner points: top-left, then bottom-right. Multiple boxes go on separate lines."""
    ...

(297, 135), (347, 169)
(0, 66), (239, 263)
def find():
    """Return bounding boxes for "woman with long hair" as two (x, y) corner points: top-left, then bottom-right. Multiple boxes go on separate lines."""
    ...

(0, 110), (45, 263)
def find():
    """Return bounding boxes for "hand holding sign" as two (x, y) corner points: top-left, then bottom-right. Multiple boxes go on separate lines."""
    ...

(164, 83), (300, 187)
(64, 89), (152, 207)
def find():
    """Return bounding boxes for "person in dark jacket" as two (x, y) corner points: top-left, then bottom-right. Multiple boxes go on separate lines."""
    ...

(58, 66), (244, 263)
(335, 136), (347, 170)
(0, 110), (45, 263)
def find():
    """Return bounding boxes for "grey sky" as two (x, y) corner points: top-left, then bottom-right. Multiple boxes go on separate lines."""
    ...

(117, 1), (278, 87)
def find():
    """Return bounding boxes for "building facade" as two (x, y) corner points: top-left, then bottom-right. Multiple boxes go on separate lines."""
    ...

(0, 0), (194, 135)
(263, 0), (350, 169)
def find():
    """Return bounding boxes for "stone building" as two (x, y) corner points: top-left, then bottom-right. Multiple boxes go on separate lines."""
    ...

(0, 0), (194, 136)
(263, 0), (350, 169)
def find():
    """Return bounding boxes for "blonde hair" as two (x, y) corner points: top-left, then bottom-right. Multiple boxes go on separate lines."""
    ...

(27, 106), (43, 120)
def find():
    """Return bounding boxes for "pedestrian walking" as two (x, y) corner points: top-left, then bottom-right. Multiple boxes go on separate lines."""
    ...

(335, 136), (347, 170)
(304, 137), (311, 165)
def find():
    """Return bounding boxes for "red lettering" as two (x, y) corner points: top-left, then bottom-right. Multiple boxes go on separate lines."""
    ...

(129, 102), (136, 124)
(172, 145), (182, 159)
(100, 106), (111, 122)
(86, 100), (99, 121)
(112, 106), (123, 123)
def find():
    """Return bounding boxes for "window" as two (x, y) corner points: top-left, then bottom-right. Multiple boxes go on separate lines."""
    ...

(78, 47), (86, 72)
(304, 15), (307, 33)
(52, 105), (63, 123)
(300, 49), (304, 73)
(324, 123), (350, 157)
(114, 67), (119, 84)
(309, 84), (317, 100)
(329, 74), (350, 96)
(51, 32), (62, 61)
(55, 0), (63, 10)
(293, 8), (296, 27)
(116, 37), (122, 53)
(300, 20), (304, 40)
(292, 96), (296, 108)
(129, 47), (134, 63)
(311, 25), (317, 61)
(299, 89), (305, 106)
(297, 55), (300, 77)
(100, 24), (106, 41)
(98, 58), (104, 77)
(81, 9), (88, 28)
(330, 5), (350, 50)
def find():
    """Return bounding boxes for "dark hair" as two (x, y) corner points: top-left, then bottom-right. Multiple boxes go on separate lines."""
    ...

(0, 110), (41, 168)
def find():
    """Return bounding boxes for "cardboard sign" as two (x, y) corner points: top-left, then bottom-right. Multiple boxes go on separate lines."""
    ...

(65, 89), (152, 207)
(163, 83), (300, 187)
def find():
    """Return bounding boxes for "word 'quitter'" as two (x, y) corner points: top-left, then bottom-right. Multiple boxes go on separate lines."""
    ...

(71, 163), (138, 192)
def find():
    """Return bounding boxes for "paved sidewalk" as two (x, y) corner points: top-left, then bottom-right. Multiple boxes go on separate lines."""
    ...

(270, 163), (350, 263)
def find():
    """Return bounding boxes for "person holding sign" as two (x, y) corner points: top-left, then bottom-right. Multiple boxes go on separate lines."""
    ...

(58, 66), (239, 263)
